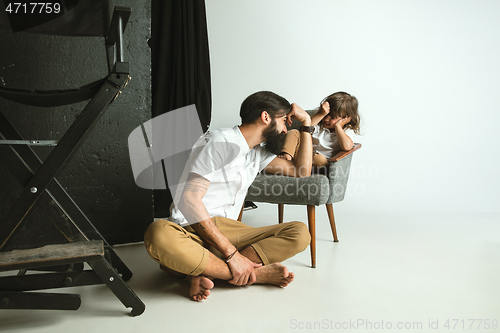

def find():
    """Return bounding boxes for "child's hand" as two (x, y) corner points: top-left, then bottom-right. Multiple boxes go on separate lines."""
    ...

(335, 116), (351, 129)
(310, 101), (330, 127)
(320, 101), (330, 115)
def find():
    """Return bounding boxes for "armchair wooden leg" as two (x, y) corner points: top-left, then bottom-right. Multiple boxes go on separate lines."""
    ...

(307, 205), (316, 268)
(278, 204), (284, 224)
(326, 203), (339, 242)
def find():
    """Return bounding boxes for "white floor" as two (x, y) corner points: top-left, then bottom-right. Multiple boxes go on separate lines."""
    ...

(1, 204), (500, 333)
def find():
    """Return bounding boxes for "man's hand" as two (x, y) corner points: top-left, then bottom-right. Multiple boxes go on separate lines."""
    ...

(286, 103), (311, 127)
(227, 251), (262, 286)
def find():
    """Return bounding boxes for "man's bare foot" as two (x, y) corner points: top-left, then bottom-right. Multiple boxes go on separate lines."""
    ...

(187, 275), (214, 301)
(277, 153), (292, 161)
(254, 263), (294, 287)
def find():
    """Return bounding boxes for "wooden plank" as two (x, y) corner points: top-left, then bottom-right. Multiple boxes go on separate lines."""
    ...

(0, 240), (104, 272)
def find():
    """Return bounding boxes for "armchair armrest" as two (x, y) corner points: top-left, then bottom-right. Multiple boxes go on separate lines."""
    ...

(330, 143), (362, 163)
(325, 143), (361, 204)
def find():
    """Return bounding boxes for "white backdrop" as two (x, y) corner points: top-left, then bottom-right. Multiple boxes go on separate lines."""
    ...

(205, 0), (500, 213)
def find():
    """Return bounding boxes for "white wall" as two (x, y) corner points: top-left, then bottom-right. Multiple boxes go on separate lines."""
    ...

(205, 0), (500, 213)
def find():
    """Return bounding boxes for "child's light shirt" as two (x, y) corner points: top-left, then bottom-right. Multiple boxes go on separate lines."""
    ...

(312, 125), (352, 159)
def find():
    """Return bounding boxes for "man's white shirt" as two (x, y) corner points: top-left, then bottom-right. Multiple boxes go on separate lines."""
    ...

(170, 126), (276, 227)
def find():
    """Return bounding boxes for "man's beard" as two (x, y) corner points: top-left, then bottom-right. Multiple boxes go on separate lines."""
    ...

(262, 119), (287, 155)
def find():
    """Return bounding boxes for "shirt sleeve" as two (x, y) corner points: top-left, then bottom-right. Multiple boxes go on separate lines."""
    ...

(189, 133), (241, 182)
(257, 145), (277, 172)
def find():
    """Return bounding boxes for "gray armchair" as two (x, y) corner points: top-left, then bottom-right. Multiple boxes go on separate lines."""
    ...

(242, 111), (361, 268)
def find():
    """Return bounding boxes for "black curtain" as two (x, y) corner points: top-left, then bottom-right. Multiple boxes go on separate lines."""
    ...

(149, 0), (212, 217)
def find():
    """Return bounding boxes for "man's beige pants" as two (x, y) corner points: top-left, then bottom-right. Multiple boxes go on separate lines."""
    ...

(144, 216), (311, 276)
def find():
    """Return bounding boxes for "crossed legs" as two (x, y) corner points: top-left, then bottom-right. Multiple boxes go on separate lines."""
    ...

(279, 129), (329, 167)
(144, 217), (310, 301)
(188, 247), (294, 301)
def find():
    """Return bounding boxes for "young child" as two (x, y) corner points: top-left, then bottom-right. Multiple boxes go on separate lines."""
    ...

(279, 91), (361, 169)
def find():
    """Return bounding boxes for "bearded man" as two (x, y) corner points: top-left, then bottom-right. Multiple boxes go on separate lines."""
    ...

(144, 91), (313, 301)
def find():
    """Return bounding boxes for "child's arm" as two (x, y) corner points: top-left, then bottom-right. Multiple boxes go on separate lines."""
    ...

(334, 117), (354, 151)
(310, 101), (330, 127)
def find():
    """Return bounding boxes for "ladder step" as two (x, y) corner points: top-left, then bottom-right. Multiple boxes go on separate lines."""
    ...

(0, 291), (81, 310)
(0, 240), (104, 272)
(0, 140), (58, 146)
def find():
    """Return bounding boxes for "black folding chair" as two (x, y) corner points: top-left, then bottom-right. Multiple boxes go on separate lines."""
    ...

(0, 2), (145, 316)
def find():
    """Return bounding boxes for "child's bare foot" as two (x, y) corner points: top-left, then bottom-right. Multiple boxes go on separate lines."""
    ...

(187, 275), (214, 301)
(254, 263), (294, 287)
(277, 153), (292, 161)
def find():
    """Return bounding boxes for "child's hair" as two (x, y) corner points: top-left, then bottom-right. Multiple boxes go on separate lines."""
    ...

(320, 92), (361, 135)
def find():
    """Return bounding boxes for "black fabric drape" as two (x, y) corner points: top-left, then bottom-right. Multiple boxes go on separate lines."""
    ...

(150, 0), (212, 217)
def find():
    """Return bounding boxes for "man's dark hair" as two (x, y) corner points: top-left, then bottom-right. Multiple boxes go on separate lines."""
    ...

(240, 91), (291, 124)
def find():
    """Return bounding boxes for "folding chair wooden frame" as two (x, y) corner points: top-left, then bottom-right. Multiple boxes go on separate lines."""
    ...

(0, 6), (145, 316)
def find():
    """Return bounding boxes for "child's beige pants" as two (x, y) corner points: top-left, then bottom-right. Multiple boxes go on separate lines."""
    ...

(281, 129), (329, 167)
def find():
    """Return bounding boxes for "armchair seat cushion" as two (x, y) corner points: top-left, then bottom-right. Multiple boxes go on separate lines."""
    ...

(246, 173), (330, 206)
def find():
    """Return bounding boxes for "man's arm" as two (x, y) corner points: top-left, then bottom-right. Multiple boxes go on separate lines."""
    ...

(177, 173), (231, 252)
(264, 103), (313, 178)
(177, 172), (261, 285)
